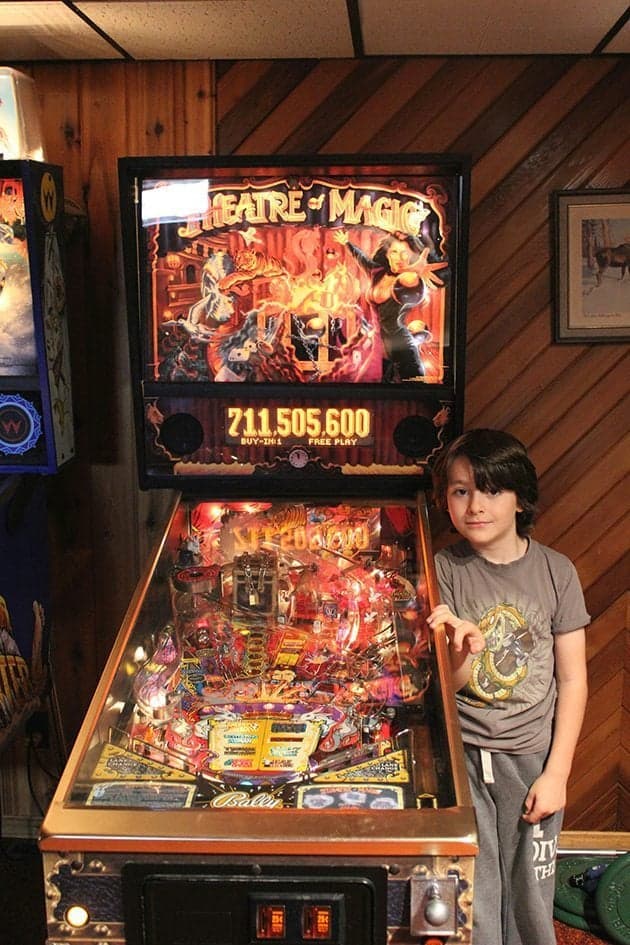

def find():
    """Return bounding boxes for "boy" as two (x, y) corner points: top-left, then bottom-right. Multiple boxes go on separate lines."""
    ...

(427, 429), (589, 945)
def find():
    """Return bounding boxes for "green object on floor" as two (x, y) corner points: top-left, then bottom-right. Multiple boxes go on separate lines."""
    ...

(554, 903), (602, 935)
(555, 856), (614, 918)
(595, 852), (630, 945)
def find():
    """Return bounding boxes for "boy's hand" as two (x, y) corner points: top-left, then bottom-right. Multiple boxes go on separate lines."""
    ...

(427, 604), (486, 655)
(522, 771), (567, 824)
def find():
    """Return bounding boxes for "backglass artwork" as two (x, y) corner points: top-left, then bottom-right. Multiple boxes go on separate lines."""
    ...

(137, 161), (465, 387)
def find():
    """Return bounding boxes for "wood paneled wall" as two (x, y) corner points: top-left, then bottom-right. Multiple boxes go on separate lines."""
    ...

(21, 56), (630, 830)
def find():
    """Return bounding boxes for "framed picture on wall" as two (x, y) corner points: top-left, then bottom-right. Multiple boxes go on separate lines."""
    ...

(552, 189), (630, 343)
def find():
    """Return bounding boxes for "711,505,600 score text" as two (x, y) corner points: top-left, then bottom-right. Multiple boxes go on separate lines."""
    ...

(225, 406), (373, 445)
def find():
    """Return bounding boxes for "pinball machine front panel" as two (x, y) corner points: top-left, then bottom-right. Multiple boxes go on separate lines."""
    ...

(40, 155), (476, 945)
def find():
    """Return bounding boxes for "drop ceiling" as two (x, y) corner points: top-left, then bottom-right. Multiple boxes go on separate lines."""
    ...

(0, 0), (629, 61)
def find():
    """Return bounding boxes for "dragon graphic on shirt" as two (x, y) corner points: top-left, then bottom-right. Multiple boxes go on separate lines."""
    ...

(467, 603), (534, 702)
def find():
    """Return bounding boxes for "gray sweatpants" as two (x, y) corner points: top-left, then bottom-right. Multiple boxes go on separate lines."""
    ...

(465, 746), (563, 945)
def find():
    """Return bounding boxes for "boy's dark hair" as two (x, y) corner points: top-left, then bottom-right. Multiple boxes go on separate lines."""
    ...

(431, 428), (539, 536)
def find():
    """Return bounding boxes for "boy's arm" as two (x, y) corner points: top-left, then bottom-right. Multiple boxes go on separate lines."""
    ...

(427, 603), (486, 691)
(522, 627), (588, 824)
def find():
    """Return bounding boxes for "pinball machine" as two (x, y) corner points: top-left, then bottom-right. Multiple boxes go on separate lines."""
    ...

(40, 155), (478, 945)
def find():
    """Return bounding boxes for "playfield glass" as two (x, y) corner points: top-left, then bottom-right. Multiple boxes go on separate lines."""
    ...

(64, 498), (455, 813)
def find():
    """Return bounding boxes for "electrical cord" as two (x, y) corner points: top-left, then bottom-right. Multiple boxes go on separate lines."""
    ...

(25, 736), (45, 819)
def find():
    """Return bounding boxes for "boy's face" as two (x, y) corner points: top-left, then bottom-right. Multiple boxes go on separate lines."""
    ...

(445, 457), (522, 558)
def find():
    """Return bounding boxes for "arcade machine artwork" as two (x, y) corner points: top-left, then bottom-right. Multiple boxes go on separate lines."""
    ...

(0, 67), (74, 473)
(40, 156), (476, 945)
(0, 69), (72, 769)
(122, 156), (466, 491)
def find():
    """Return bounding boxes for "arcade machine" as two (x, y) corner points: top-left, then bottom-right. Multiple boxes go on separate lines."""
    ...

(0, 68), (73, 759)
(0, 68), (74, 475)
(40, 155), (477, 945)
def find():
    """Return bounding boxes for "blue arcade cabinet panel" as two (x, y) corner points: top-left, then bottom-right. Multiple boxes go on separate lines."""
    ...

(0, 161), (74, 473)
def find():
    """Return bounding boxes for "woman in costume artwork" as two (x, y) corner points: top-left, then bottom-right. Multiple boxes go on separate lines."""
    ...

(332, 229), (446, 381)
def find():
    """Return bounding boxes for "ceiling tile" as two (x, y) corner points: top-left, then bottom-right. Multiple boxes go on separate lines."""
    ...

(360, 0), (630, 55)
(1, 0), (627, 62)
(0, 1), (123, 59)
(75, 0), (355, 60)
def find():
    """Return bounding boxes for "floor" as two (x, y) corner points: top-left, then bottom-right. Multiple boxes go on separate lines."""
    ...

(1, 839), (47, 945)
(0, 838), (615, 945)
(555, 919), (614, 945)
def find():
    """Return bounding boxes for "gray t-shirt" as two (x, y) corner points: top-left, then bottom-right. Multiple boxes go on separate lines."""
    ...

(434, 538), (590, 753)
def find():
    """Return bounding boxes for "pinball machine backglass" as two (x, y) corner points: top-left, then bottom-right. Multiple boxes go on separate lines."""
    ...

(40, 155), (477, 945)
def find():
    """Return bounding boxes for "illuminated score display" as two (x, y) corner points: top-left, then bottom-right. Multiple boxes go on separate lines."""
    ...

(225, 406), (373, 446)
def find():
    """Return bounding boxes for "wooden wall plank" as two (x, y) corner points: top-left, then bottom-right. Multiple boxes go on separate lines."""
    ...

(470, 58), (618, 205)
(486, 347), (624, 444)
(465, 308), (548, 421)
(470, 61), (630, 250)
(536, 409), (629, 510)
(277, 59), (407, 154)
(406, 58), (532, 153)
(569, 708), (621, 786)
(219, 60), (317, 153)
(555, 477), (630, 563)
(322, 59), (446, 153)
(585, 632), (628, 696)
(179, 62), (215, 154)
(470, 103), (628, 293)
(528, 355), (629, 470)
(356, 58), (487, 153)
(467, 270), (550, 375)
(513, 347), (627, 446)
(568, 778), (620, 829)
(585, 596), (628, 660)
(466, 224), (549, 341)
(575, 513), (630, 594)
(451, 57), (574, 162)
(571, 755), (621, 825)
(235, 61), (359, 154)
(589, 137), (630, 188)
(585, 553), (630, 623)
(216, 60), (270, 120)
(580, 672), (623, 740)
(536, 446), (630, 562)
(467, 96), (629, 291)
